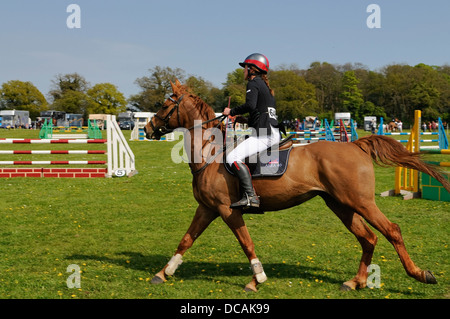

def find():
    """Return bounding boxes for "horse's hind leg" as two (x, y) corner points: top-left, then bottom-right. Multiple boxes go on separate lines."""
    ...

(151, 204), (218, 284)
(323, 195), (378, 290)
(356, 202), (437, 285)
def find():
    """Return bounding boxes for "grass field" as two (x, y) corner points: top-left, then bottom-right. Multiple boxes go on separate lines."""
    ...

(0, 128), (448, 300)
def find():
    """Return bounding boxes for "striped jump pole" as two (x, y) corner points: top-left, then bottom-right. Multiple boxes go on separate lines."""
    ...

(383, 132), (438, 136)
(288, 130), (326, 134)
(0, 150), (106, 154)
(0, 161), (106, 165)
(395, 139), (439, 143)
(292, 137), (326, 141)
(0, 139), (107, 144)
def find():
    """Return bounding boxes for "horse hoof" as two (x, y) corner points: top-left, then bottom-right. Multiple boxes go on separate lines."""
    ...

(340, 284), (353, 291)
(244, 284), (257, 293)
(424, 270), (437, 284)
(151, 275), (165, 284)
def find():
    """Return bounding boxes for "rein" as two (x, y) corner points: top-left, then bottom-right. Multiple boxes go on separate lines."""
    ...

(187, 114), (227, 131)
(189, 114), (227, 175)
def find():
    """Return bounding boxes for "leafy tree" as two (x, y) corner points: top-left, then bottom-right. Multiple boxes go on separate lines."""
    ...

(130, 66), (186, 112)
(49, 73), (89, 100)
(358, 70), (387, 111)
(270, 69), (319, 121)
(436, 65), (450, 122)
(409, 64), (449, 122)
(304, 62), (342, 114)
(381, 63), (450, 124)
(361, 101), (386, 120)
(410, 64), (440, 109)
(340, 71), (364, 123)
(52, 90), (91, 115)
(185, 75), (228, 112)
(209, 87), (228, 112)
(184, 76), (216, 106)
(49, 73), (91, 115)
(0, 80), (48, 119)
(223, 68), (246, 87)
(87, 83), (127, 115)
(2, 61), (448, 126)
(222, 68), (246, 108)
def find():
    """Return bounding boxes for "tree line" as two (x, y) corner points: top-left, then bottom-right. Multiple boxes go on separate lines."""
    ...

(1, 62), (449, 127)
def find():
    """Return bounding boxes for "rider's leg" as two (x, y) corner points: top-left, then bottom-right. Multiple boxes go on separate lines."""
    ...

(226, 128), (279, 208)
(229, 160), (260, 208)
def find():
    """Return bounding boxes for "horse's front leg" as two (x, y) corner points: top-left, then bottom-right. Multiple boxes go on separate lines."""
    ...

(219, 205), (267, 292)
(151, 204), (218, 284)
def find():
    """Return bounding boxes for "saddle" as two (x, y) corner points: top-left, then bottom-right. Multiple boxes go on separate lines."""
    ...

(224, 135), (294, 178)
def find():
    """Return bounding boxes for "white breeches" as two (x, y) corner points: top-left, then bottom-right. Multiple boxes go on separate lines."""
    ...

(226, 126), (280, 164)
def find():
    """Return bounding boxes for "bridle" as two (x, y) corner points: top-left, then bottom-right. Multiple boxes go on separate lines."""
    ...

(148, 94), (185, 140)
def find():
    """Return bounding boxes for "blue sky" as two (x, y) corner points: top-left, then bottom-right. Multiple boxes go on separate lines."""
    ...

(1, 0), (449, 100)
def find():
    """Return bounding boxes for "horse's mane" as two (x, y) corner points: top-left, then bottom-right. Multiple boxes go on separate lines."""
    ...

(178, 84), (217, 123)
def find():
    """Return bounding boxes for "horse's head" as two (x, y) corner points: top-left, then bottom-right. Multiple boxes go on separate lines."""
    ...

(144, 79), (186, 140)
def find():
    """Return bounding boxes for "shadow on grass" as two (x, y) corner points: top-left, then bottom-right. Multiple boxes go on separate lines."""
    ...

(66, 251), (429, 296)
(68, 251), (343, 284)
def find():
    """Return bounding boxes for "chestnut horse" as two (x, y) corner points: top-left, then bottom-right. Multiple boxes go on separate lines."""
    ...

(144, 80), (449, 292)
(388, 120), (399, 132)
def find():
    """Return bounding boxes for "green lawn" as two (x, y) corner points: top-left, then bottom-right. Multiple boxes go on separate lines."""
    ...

(0, 128), (448, 299)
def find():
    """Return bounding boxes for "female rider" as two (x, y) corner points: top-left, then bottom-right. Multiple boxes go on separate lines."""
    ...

(222, 53), (280, 209)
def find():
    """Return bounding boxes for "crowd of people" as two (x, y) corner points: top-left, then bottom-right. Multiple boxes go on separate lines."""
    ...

(422, 120), (440, 132)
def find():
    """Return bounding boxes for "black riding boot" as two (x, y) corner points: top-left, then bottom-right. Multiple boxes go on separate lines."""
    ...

(230, 161), (260, 208)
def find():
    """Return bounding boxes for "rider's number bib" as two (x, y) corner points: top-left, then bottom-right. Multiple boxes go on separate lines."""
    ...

(268, 107), (277, 120)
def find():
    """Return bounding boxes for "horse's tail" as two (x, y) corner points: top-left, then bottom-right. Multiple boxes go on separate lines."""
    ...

(353, 135), (450, 192)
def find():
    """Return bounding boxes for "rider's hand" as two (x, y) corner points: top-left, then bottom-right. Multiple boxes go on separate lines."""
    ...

(223, 107), (231, 116)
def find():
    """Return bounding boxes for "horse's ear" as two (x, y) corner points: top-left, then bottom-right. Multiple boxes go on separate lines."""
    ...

(175, 79), (181, 86)
(170, 81), (177, 93)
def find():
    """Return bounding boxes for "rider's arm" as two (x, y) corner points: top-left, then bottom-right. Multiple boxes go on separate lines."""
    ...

(229, 81), (258, 116)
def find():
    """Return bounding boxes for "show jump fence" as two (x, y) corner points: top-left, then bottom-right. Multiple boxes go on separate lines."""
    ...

(381, 110), (449, 201)
(287, 119), (358, 146)
(0, 115), (136, 178)
(378, 115), (448, 150)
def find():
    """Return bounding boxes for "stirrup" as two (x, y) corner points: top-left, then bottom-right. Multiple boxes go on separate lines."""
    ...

(230, 193), (260, 209)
